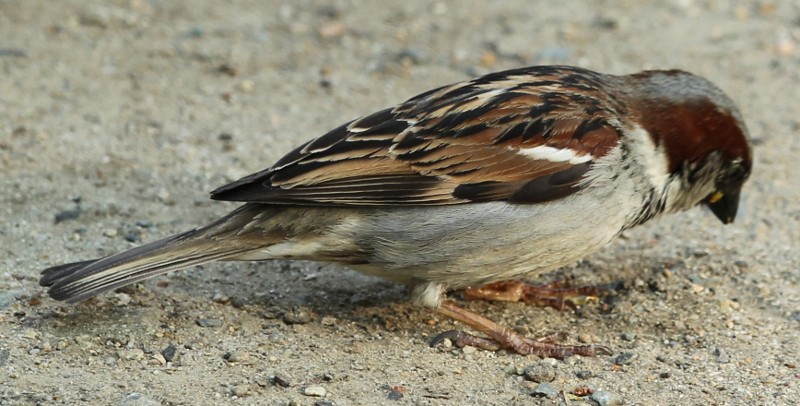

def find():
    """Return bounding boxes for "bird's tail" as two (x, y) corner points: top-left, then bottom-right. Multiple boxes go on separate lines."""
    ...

(39, 205), (270, 303)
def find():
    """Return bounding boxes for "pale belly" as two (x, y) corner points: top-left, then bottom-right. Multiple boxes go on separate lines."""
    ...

(326, 195), (631, 290)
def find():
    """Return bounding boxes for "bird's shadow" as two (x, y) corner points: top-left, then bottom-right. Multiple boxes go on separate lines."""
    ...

(31, 257), (631, 342)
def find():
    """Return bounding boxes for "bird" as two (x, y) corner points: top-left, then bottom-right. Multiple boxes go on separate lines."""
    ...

(40, 65), (752, 358)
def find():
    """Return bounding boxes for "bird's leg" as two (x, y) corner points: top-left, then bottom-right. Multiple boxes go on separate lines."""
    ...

(462, 280), (608, 310)
(431, 301), (611, 359)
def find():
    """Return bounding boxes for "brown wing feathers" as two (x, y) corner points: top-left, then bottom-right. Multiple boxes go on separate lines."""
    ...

(210, 66), (623, 206)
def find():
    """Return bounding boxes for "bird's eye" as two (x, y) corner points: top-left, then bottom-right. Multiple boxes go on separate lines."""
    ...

(729, 164), (748, 181)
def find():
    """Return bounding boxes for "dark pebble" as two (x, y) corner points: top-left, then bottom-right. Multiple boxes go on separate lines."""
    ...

(196, 318), (222, 327)
(54, 207), (82, 223)
(648, 278), (668, 293)
(135, 220), (153, 228)
(230, 297), (247, 308)
(613, 352), (637, 366)
(575, 370), (593, 379)
(0, 349), (9, 367)
(271, 375), (291, 388)
(161, 345), (178, 362)
(315, 401), (334, 406)
(789, 311), (800, 323)
(387, 390), (404, 400)
(125, 231), (142, 243)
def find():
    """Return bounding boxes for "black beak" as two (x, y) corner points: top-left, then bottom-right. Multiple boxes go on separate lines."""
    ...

(705, 186), (741, 224)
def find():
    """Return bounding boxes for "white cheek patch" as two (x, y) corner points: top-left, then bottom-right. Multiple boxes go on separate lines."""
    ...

(517, 145), (593, 164)
(625, 124), (670, 191)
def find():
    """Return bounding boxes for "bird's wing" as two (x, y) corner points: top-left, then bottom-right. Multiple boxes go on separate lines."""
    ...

(211, 66), (623, 206)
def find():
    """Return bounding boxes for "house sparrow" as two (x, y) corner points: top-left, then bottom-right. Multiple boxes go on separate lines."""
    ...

(40, 65), (752, 358)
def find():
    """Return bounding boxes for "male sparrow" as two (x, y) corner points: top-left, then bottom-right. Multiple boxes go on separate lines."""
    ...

(40, 65), (752, 358)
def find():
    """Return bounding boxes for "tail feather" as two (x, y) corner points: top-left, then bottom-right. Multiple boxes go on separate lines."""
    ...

(40, 228), (254, 303)
(40, 259), (102, 287)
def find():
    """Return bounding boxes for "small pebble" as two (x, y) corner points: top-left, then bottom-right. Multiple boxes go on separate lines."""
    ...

(156, 189), (171, 202)
(212, 293), (230, 304)
(522, 362), (556, 383)
(124, 231), (141, 243)
(0, 291), (22, 309)
(223, 351), (250, 364)
(230, 297), (246, 308)
(575, 370), (593, 379)
(613, 352), (637, 366)
(621, 332), (637, 341)
(196, 318), (222, 327)
(789, 310), (800, 322)
(591, 390), (623, 406)
(318, 21), (346, 38)
(161, 345), (178, 362)
(271, 375), (291, 388)
(719, 299), (740, 311)
(54, 207), (82, 223)
(461, 345), (477, 354)
(530, 382), (558, 398)
(104, 228), (118, 237)
(114, 293), (132, 306)
(231, 384), (249, 397)
(23, 329), (39, 340)
(238, 80), (255, 93)
(282, 309), (311, 325)
(303, 385), (327, 397)
(713, 347), (730, 364)
(387, 389), (404, 400)
(150, 353), (166, 366)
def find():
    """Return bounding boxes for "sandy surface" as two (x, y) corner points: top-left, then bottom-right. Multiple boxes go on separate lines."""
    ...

(1, 1), (799, 405)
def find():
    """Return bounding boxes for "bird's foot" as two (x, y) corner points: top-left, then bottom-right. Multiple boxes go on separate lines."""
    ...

(462, 279), (611, 310)
(431, 301), (611, 359)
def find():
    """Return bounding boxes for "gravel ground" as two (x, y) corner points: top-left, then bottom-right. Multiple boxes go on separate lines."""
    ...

(1, 1), (799, 405)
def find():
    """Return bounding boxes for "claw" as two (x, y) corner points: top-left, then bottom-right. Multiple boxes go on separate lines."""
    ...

(430, 330), (463, 348)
